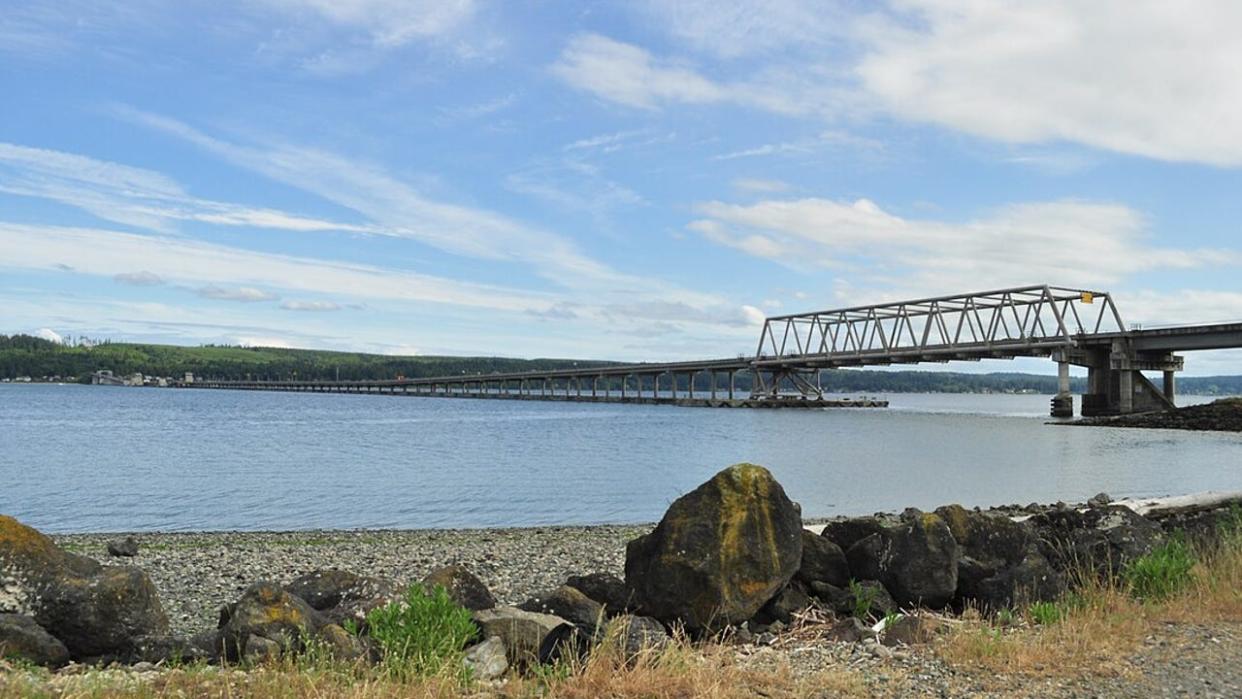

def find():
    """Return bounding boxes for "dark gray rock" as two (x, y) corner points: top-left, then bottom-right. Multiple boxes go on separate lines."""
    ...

(463, 636), (508, 680)
(821, 517), (888, 551)
(752, 582), (812, 626)
(625, 463), (803, 631)
(1088, 492), (1113, 508)
(821, 616), (876, 643)
(107, 536), (139, 558)
(610, 614), (669, 660)
(0, 515), (168, 661)
(809, 580), (895, 619)
(565, 572), (633, 614)
(880, 614), (944, 647)
(844, 510), (958, 609)
(935, 504), (1062, 610)
(219, 581), (325, 661)
(473, 605), (569, 668)
(0, 613), (70, 667)
(1030, 505), (1164, 577)
(795, 530), (850, 588)
(518, 585), (606, 637)
(284, 569), (398, 626)
(422, 565), (496, 611)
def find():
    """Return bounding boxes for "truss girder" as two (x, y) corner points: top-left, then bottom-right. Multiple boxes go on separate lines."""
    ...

(753, 285), (1125, 369)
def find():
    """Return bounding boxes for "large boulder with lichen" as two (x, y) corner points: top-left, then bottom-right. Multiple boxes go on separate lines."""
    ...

(0, 613), (70, 667)
(1028, 504), (1164, 577)
(422, 565), (496, 611)
(935, 504), (1062, 610)
(845, 509), (959, 609)
(624, 463), (803, 631)
(284, 569), (398, 627)
(218, 581), (326, 661)
(0, 515), (168, 660)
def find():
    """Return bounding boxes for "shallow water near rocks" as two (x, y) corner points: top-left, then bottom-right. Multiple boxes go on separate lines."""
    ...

(1, 384), (1238, 533)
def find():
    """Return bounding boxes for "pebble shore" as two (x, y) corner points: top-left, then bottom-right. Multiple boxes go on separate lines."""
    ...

(54, 525), (649, 638)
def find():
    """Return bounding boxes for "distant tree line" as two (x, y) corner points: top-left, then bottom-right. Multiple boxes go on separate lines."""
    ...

(2, 334), (1239, 395)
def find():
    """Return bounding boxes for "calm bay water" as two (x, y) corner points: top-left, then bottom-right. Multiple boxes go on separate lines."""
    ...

(1, 384), (1238, 533)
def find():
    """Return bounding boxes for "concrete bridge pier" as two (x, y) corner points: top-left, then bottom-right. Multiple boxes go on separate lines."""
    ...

(1073, 342), (1182, 417)
(1050, 356), (1074, 418)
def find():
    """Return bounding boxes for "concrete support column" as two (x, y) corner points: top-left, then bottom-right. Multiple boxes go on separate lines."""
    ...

(1050, 361), (1074, 417)
(1119, 370), (1134, 414)
(728, 371), (736, 400)
(710, 372), (717, 400)
(1163, 370), (1176, 402)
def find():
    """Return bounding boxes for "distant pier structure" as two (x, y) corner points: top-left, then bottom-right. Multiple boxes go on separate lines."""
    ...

(179, 285), (1242, 416)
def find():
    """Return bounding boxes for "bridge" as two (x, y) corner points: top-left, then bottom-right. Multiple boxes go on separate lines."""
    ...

(181, 284), (1242, 417)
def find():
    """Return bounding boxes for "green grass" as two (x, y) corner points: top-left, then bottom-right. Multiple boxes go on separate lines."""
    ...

(360, 584), (477, 681)
(846, 579), (878, 620)
(1123, 537), (1196, 601)
(1027, 601), (1063, 625)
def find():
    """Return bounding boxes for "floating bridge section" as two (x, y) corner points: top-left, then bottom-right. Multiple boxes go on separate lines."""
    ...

(180, 284), (1242, 416)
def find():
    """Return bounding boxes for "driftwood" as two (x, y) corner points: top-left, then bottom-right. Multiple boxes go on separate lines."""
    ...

(1113, 491), (1242, 519)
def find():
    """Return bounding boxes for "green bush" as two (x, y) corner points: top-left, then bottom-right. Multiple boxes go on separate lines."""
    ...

(1123, 537), (1196, 601)
(847, 579), (877, 620)
(1027, 601), (1063, 625)
(363, 584), (477, 679)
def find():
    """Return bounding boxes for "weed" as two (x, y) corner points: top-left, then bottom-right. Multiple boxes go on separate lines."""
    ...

(994, 608), (1018, 627)
(364, 583), (477, 681)
(847, 579), (877, 620)
(1027, 601), (1063, 625)
(1123, 537), (1196, 601)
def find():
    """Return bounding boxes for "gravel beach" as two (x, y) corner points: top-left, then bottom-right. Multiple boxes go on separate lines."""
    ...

(54, 525), (649, 638)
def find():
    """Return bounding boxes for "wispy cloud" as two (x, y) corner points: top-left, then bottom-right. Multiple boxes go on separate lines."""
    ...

(194, 285), (280, 303)
(731, 178), (790, 193)
(256, 0), (479, 48)
(280, 300), (343, 311)
(691, 196), (1242, 296)
(113, 271), (165, 287)
(713, 130), (883, 161)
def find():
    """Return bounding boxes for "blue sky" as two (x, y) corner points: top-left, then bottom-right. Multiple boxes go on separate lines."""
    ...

(2, 1), (1240, 374)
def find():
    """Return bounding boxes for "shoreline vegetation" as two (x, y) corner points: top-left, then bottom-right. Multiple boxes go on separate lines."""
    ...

(5, 334), (1242, 395)
(5, 475), (1242, 697)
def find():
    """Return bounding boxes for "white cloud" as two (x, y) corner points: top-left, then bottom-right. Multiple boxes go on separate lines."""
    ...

(714, 131), (884, 161)
(0, 142), (374, 235)
(691, 196), (1240, 296)
(234, 335), (294, 349)
(33, 328), (64, 344)
(552, 34), (726, 110)
(732, 178), (790, 193)
(257, 0), (477, 47)
(113, 271), (165, 287)
(855, 1), (1242, 166)
(0, 222), (552, 313)
(195, 285), (280, 303)
(281, 300), (343, 311)
(640, 0), (846, 59)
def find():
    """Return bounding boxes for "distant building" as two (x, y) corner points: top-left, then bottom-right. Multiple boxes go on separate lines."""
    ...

(91, 370), (126, 386)
(184, 372), (195, 384)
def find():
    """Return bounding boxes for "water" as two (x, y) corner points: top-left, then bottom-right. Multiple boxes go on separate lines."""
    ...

(1, 384), (1239, 533)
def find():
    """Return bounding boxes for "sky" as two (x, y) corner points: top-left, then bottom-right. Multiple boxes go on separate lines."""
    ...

(2, 1), (1241, 374)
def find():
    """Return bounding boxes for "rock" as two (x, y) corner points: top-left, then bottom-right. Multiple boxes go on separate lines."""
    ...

(107, 536), (139, 558)
(472, 606), (570, 668)
(844, 510), (959, 609)
(795, 530), (850, 588)
(822, 616), (876, 644)
(132, 634), (214, 665)
(821, 517), (888, 551)
(608, 615), (669, 660)
(316, 623), (364, 661)
(284, 570), (398, 626)
(219, 581), (324, 661)
(565, 572), (633, 614)
(463, 636), (508, 680)
(422, 565), (496, 611)
(243, 634), (282, 664)
(844, 533), (886, 581)
(0, 613), (70, 667)
(752, 582), (812, 626)
(1088, 492), (1113, 508)
(0, 515), (168, 661)
(809, 580), (895, 619)
(935, 504), (1062, 610)
(1030, 505), (1164, 577)
(624, 463), (803, 631)
(518, 585), (606, 637)
(880, 614), (944, 647)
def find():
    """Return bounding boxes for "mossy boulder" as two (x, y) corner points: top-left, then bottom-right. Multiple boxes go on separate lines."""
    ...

(519, 585), (606, 638)
(796, 530), (850, 588)
(624, 463), (803, 631)
(565, 572), (634, 615)
(844, 510), (959, 609)
(0, 613), (69, 668)
(935, 504), (1062, 610)
(421, 565), (496, 611)
(1029, 505), (1164, 577)
(219, 581), (325, 661)
(0, 515), (168, 660)
(284, 569), (398, 626)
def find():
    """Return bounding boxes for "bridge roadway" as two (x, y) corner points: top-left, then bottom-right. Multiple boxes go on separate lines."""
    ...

(178, 285), (1242, 416)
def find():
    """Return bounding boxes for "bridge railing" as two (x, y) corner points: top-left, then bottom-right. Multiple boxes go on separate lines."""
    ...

(753, 285), (1125, 365)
